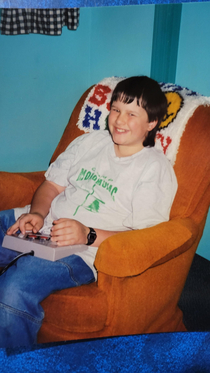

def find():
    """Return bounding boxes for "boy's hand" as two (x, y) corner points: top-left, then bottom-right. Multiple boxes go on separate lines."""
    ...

(7, 213), (44, 236)
(50, 219), (89, 246)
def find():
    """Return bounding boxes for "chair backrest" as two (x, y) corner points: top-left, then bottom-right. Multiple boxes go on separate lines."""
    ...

(172, 104), (210, 224)
(51, 77), (210, 225)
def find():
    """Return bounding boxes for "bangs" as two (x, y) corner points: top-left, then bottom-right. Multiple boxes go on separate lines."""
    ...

(110, 78), (145, 107)
(111, 91), (142, 106)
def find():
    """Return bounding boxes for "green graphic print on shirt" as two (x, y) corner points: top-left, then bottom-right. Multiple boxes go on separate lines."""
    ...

(73, 167), (118, 216)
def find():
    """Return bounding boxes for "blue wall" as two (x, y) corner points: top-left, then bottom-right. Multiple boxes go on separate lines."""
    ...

(0, 8), (91, 172)
(0, 3), (209, 259)
(0, 5), (154, 172)
(88, 5), (154, 84)
(176, 2), (210, 260)
(176, 2), (210, 96)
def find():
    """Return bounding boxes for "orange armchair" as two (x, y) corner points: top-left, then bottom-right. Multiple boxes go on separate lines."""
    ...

(0, 79), (210, 344)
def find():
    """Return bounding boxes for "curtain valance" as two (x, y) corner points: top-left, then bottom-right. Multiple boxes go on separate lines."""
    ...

(0, 8), (80, 35)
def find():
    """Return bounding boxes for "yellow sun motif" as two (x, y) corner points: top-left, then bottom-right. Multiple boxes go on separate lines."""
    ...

(159, 91), (184, 129)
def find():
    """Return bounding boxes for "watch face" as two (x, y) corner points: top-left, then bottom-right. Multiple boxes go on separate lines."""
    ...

(87, 228), (97, 245)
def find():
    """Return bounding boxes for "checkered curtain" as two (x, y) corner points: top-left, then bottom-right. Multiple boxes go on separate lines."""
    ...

(0, 8), (80, 35)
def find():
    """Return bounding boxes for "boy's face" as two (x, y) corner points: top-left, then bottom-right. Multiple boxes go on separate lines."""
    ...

(108, 98), (157, 157)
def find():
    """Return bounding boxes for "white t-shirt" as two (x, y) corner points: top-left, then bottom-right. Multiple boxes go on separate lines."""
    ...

(15, 131), (177, 278)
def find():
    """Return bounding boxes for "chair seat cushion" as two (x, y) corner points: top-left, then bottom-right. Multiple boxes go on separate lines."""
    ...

(41, 282), (108, 333)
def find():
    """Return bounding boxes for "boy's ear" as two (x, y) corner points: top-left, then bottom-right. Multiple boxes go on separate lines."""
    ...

(148, 119), (158, 131)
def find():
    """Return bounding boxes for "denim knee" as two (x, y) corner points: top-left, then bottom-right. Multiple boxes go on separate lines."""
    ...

(0, 260), (44, 347)
(0, 263), (44, 322)
(0, 253), (95, 347)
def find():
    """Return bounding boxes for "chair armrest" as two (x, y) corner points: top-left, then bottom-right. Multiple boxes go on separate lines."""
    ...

(0, 171), (45, 210)
(94, 218), (198, 277)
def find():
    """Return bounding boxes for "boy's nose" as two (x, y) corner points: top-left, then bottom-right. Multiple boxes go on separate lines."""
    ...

(116, 112), (126, 125)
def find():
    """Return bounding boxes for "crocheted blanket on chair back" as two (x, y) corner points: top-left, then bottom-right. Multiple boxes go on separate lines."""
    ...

(76, 77), (210, 165)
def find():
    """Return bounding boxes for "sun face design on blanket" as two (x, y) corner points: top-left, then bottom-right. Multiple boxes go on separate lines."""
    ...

(77, 77), (210, 165)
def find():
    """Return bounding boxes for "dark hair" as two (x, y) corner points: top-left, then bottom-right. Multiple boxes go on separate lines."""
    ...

(110, 76), (167, 147)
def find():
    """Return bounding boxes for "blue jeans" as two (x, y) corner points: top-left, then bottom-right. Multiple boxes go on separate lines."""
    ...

(0, 210), (95, 348)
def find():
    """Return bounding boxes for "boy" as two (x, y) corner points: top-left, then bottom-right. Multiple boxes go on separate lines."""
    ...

(0, 76), (177, 347)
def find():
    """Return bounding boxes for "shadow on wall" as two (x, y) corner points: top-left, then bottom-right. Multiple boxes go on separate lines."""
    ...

(179, 253), (210, 331)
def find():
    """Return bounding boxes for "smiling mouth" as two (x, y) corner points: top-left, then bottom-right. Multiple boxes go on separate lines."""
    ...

(115, 128), (128, 133)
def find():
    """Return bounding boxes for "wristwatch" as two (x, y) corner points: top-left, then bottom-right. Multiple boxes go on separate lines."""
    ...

(86, 227), (97, 246)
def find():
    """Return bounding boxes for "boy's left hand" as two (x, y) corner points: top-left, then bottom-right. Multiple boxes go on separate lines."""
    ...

(50, 219), (89, 246)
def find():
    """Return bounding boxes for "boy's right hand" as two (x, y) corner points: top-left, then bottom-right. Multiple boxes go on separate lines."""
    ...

(7, 212), (44, 236)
